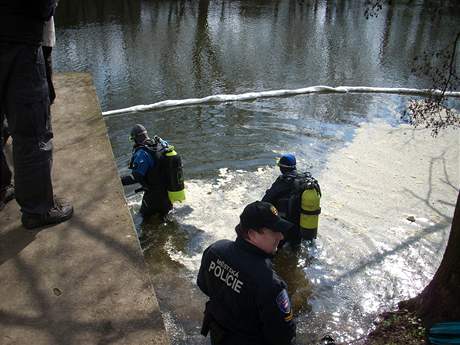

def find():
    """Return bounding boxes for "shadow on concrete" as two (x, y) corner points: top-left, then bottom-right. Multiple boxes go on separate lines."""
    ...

(0, 309), (165, 345)
(0, 227), (37, 266)
(0, 73), (169, 345)
(71, 215), (143, 267)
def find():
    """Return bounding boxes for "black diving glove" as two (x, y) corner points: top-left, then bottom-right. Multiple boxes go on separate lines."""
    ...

(121, 175), (137, 186)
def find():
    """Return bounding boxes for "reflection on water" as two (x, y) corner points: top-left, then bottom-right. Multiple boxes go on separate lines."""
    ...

(55, 0), (460, 111)
(273, 245), (315, 316)
(53, 0), (460, 344)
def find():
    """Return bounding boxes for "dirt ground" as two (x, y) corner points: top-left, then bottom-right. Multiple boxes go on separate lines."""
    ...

(363, 308), (427, 345)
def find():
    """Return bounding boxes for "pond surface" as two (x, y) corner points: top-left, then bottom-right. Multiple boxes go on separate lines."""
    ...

(54, 1), (460, 344)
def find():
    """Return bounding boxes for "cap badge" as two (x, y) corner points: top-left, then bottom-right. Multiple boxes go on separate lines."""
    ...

(270, 206), (278, 216)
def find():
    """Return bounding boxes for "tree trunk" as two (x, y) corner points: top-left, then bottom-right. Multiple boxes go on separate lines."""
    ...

(400, 190), (460, 327)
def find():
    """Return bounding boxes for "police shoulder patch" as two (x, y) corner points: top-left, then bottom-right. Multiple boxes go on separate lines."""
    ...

(276, 289), (291, 315)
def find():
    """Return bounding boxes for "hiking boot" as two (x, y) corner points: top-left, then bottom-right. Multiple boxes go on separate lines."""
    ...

(0, 184), (15, 211)
(22, 198), (74, 229)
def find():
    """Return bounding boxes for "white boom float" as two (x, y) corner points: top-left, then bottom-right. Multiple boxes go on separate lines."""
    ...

(101, 85), (460, 117)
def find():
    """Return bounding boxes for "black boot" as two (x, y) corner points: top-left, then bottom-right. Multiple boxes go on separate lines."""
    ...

(22, 198), (73, 229)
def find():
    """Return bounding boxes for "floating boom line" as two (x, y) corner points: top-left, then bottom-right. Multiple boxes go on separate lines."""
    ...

(101, 85), (460, 117)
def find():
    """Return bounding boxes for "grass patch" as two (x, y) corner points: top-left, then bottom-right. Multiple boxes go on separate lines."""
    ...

(364, 309), (427, 345)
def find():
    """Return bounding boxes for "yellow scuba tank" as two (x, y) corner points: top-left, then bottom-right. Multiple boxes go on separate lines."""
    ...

(299, 178), (321, 241)
(164, 146), (185, 203)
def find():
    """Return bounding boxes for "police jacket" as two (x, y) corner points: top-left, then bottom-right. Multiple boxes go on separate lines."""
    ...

(197, 237), (296, 345)
(0, 0), (56, 44)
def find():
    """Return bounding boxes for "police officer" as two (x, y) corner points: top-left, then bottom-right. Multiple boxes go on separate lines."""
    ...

(0, 0), (74, 228)
(197, 201), (296, 345)
(121, 124), (172, 224)
(262, 154), (301, 245)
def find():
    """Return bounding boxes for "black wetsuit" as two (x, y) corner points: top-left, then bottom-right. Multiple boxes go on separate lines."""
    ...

(122, 142), (172, 218)
(262, 171), (301, 244)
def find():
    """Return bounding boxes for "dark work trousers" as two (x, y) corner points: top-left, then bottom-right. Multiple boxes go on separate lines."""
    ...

(0, 152), (11, 194)
(42, 46), (55, 104)
(0, 43), (54, 215)
(0, 125), (12, 193)
(1, 118), (12, 191)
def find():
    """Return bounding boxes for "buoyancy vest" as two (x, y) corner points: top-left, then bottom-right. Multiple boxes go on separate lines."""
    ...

(279, 172), (322, 241)
(130, 139), (164, 191)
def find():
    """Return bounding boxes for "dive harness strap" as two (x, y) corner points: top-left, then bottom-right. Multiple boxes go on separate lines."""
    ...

(301, 207), (321, 215)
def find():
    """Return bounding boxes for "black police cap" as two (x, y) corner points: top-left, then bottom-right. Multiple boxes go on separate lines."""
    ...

(240, 201), (293, 236)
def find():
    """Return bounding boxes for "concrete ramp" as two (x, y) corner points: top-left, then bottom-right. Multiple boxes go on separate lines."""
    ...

(0, 73), (170, 345)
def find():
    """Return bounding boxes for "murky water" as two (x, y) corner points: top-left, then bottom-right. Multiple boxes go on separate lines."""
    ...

(54, 1), (460, 344)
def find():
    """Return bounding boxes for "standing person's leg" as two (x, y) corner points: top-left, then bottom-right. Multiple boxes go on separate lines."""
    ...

(5, 44), (54, 215)
(0, 117), (12, 189)
(0, 152), (14, 210)
(2, 118), (10, 144)
(140, 191), (155, 219)
(4, 44), (72, 227)
(42, 46), (55, 104)
(0, 118), (14, 209)
(159, 192), (173, 220)
(0, 149), (12, 193)
(0, 45), (15, 209)
(140, 189), (172, 219)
